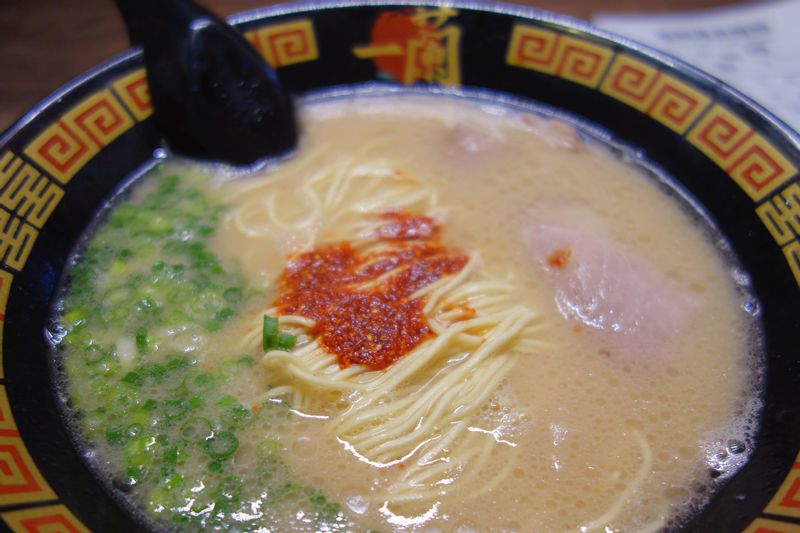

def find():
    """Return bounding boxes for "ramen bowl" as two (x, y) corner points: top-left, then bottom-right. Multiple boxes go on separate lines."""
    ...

(0, 2), (798, 532)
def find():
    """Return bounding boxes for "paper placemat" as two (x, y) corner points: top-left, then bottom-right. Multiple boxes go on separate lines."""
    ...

(595, 0), (800, 134)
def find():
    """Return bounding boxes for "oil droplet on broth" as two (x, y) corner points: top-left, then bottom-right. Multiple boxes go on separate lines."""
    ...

(291, 435), (317, 459)
(341, 487), (370, 515)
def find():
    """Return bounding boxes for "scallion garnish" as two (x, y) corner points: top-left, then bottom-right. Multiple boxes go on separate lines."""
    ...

(262, 316), (296, 352)
(203, 431), (239, 461)
(262, 315), (279, 351)
(277, 332), (297, 351)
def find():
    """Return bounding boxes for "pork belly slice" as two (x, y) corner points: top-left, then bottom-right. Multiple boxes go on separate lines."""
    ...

(523, 214), (696, 359)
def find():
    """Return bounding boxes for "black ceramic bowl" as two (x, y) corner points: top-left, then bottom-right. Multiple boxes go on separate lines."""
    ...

(0, 2), (798, 532)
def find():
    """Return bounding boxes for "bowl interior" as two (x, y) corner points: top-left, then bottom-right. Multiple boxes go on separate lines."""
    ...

(0, 3), (799, 532)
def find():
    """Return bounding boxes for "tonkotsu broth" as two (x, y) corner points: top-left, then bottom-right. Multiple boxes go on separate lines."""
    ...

(55, 93), (761, 532)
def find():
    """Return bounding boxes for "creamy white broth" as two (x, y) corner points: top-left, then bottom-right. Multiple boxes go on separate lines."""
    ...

(202, 94), (760, 531)
(59, 92), (761, 532)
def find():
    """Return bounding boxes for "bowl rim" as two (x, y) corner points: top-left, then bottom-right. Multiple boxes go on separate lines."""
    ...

(3, 0), (800, 153)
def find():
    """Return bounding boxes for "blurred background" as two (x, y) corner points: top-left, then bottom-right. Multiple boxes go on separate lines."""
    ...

(4, 0), (794, 133)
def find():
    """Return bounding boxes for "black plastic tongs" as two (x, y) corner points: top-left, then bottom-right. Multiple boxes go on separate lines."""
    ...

(114, 0), (298, 165)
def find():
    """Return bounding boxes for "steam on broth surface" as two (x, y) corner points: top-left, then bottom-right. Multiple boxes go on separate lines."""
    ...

(54, 93), (762, 532)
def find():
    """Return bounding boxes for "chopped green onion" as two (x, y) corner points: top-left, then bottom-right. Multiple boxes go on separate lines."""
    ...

(122, 371), (145, 387)
(110, 260), (126, 276)
(277, 332), (296, 351)
(263, 315), (279, 351)
(204, 319), (223, 332)
(165, 357), (191, 372)
(214, 476), (243, 511)
(268, 481), (303, 504)
(82, 345), (107, 365)
(64, 307), (87, 326)
(56, 170), (340, 527)
(166, 285), (191, 304)
(216, 308), (235, 321)
(137, 296), (157, 312)
(221, 404), (253, 429)
(184, 372), (214, 394)
(256, 439), (281, 461)
(124, 436), (154, 465)
(188, 396), (204, 410)
(163, 446), (179, 468)
(164, 398), (189, 420)
(164, 473), (183, 490)
(308, 489), (342, 524)
(125, 464), (148, 485)
(144, 363), (166, 380)
(105, 425), (126, 447)
(102, 306), (129, 325)
(142, 399), (158, 411)
(216, 395), (237, 408)
(136, 331), (149, 354)
(223, 287), (243, 303)
(126, 423), (144, 438)
(180, 417), (213, 442)
(263, 315), (296, 352)
(203, 431), (238, 460)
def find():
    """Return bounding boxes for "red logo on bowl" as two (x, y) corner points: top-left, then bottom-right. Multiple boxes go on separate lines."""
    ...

(353, 7), (461, 85)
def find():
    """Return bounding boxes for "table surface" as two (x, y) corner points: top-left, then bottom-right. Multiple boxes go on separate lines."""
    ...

(0, 0), (745, 132)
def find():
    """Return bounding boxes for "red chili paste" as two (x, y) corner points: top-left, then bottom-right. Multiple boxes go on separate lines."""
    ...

(274, 211), (467, 370)
(547, 248), (572, 269)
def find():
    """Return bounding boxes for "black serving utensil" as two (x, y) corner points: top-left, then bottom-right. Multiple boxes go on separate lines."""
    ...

(114, 0), (298, 165)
